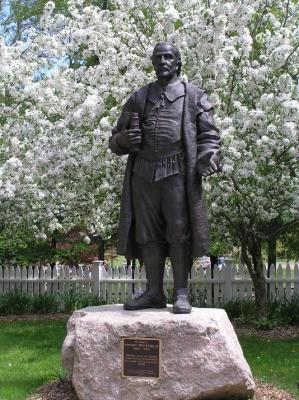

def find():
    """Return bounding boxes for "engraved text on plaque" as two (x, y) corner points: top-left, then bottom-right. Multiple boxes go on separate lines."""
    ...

(122, 337), (161, 378)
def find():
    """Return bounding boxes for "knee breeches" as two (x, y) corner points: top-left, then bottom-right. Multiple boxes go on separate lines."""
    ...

(132, 173), (190, 246)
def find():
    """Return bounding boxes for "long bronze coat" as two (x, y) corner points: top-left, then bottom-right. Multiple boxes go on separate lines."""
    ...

(109, 81), (221, 258)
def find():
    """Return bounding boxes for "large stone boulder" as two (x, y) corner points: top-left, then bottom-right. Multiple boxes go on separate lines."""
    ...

(62, 305), (255, 400)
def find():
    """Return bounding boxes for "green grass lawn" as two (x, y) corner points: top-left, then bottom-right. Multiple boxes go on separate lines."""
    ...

(239, 336), (299, 398)
(0, 319), (68, 400)
(0, 319), (298, 400)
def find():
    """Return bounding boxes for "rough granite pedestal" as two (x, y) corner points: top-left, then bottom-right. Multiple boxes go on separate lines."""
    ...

(62, 305), (255, 400)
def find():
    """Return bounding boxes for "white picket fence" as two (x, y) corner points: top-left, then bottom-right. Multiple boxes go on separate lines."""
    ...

(1, 261), (298, 306)
(0, 264), (95, 297)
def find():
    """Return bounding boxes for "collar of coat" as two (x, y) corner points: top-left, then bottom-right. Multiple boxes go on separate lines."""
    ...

(147, 79), (185, 103)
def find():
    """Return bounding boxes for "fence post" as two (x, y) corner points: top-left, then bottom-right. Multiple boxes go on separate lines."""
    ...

(224, 259), (233, 302)
(92, 260), (106, 297)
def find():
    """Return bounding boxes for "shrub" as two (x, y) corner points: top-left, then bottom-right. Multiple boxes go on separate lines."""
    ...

(60, 290), (107, 314)
(0, 290), (32, 314)
(220, 294), (299, 328)
(0, 290), (106, 315)
(253, 317), (279, 331)
(222, 299), (256, 324)
(31, 293), (60, 314)
(272, 293), (299, 326)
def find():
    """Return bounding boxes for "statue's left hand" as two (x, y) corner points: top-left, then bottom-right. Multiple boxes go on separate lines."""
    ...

(197, 153), (219, 177)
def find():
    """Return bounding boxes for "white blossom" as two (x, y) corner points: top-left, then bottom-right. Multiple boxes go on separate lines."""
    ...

(0, 0), (297, 246)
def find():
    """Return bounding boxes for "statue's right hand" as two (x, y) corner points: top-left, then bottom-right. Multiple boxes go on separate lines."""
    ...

(116, 129), (142, 149)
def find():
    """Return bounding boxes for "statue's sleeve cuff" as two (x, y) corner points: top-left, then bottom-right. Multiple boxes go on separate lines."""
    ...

(109, 131), (129, 155)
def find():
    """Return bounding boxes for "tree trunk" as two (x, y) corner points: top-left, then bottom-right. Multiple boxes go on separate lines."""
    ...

(242, 237), (268, 319)
(267, 238), (276, 275)
(98, 237), (105, 261)
(50, 237), (57, 277)
(251, 266), (268, 319)
(210, 255), (218, 273)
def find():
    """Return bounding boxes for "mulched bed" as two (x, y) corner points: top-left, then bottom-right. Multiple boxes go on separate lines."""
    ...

(234, 325), (299, 340)
(254, 380), (297, 400)
(27, 380), (77, 400)
(0, 313), (70, 322)
(27, 379), (297, 400)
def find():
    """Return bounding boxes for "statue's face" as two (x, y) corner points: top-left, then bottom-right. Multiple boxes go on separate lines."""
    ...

(152, 44), (179, 80)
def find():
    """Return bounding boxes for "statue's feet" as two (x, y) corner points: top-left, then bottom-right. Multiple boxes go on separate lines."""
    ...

(173, 288), (192, 314)
(124, 290), (167, 310)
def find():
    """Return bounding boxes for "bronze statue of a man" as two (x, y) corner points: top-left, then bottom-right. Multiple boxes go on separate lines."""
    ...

(109, 43), (221, 313)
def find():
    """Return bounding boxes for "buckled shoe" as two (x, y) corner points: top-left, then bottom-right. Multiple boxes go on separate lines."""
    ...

(173, 288), (192, 314)
(124, 290), (167, 310)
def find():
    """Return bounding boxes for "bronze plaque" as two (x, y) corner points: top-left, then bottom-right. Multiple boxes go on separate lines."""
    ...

(122, 337), (161, 378)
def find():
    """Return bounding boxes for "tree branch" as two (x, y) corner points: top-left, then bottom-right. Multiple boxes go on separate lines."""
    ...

(282, 42), (299, 69)
(226, 53), (244, 115)
(218, 210), (235, 227)
(128, 17), (147, 53)
(283, 0), (290, 27)
(241, 242), (255, 277)
(10, 98), (30, 111)
(288, 5), (299, 19)
(250, 0), (269, 37)
(229, 176), (258, 220)
(266, 219), (298, 239)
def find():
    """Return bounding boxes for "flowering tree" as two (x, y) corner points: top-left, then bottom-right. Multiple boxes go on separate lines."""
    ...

(0, 0), (298, 316)
(0, 0), (67, 44)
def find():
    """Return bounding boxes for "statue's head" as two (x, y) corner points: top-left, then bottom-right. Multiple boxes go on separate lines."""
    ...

(151, 43), (182, 80)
